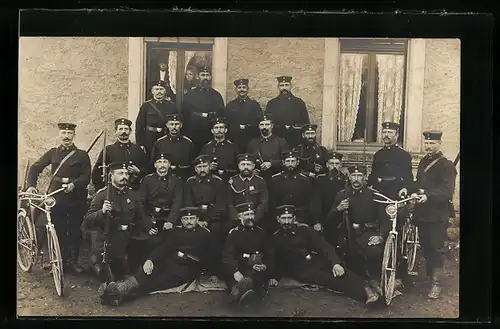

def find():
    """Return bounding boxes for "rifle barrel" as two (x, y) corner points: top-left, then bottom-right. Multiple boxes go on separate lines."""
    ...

(86, 130), (104, 153)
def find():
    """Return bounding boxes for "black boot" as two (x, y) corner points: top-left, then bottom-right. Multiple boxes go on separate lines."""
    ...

(428, 267), (443, 299)
(68, 247), (84, 274)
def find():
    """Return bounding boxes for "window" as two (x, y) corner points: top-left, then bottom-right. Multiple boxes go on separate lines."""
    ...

(144, 38), (214, 112)
(337, 38), (408, 146)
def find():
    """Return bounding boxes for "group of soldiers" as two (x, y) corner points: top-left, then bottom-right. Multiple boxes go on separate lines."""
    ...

(24, 66), (457, 309)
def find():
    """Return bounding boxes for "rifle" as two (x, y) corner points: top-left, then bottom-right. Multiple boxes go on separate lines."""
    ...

(101, 130), (115, 283)
(20, 161), (30, 192)
(448, 151), (460, 219)
(86, 130), (104, 153)
(453, 152), (460, 167)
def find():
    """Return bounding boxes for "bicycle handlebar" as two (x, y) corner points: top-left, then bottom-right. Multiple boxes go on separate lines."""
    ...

(373, 192), (418, 204)
(19, 187), (65, 200)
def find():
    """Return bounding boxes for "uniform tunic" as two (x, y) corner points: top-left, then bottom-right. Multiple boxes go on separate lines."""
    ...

(135, 98), (177, 155)
(367, 144), (414, 199)
(150, 134), (196, 180)
(199, 139), (240, 182)
(91, 141), (149, 190)
(224, 96), (263, 151)
(412, 151), (457, 271)
(227, 174), (269, 227)
(265, 93), (310, 148)
(294, 142), (328, 178)
(247, 134), (289, 180)
(182, 86), (225, 150)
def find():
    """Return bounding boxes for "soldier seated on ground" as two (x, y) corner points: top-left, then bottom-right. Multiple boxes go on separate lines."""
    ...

(271, 205), (381, 306)
(221, 202), (276, 308)
(101, 207), (219, 306)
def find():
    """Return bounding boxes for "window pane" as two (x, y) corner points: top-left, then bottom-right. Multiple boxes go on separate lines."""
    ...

(145, 49), (177, 101)
(182, 50), (213, 94)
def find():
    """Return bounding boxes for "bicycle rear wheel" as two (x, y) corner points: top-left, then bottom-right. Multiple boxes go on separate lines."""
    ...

(405, 225), (419, 273)
(17, 211), (35, 272)
(47, 226), (64, 297)
(381, 234), (397, 306)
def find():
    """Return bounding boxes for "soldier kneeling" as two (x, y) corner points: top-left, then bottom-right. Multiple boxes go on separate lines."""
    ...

(221, 202), (276, 308)
(101, 207), (219, 306)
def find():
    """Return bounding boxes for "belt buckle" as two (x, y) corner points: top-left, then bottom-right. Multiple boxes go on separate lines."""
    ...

(243, 253), (250, 258)
(156, 127), (162, 133)
(377, 177), (382, 183)
(120, 225), (128, 231)
(61, 178), (69, 183)
(171, 165), (177, 170)
(305, 254), (312, 260)
(155, 207), (161, 213)
(352, 223), (360, 229)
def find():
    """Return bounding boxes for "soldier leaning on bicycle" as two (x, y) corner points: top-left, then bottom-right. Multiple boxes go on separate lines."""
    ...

(21, 89), (456, 307)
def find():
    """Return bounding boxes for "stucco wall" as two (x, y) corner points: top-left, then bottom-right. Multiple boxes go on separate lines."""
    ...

(421, 39), (461, 206)
(18, 37), (129, 189)
(226, 37), (325, 141)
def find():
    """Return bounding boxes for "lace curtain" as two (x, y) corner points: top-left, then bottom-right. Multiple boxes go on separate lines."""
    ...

(168, 51), (197, 95)
(376, 54), (405, 142)
(338, 53), (367, 142)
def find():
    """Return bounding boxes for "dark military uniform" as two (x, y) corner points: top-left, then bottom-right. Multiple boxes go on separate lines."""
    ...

(83, 181), (147, 281)
(91, 140), (149, 191)
(135, 94), (177, 157)
(151, 134), (196, 181)
(200, 139), (240, 182)
(271, 221), (368, 303)
(182, 82), (225, 151)
(131, 169), (183, 271)
(412, 141), (457, 291)
(227, 172), (269, 233)
(294, 142), (328, 178)
(328, 185), (385, 279)
(224, 80), (263, 152)
(27, 128), (91, 271)
(247, 134), (289, 182)
(265, 76), (310, 148)
(222, 220), (275, 299)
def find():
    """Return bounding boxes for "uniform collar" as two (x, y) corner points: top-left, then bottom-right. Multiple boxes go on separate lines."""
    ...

(115, 140), (132, 147)
(349, 186), (366, 196)
(111, 184), (129, 196)
(153, 98), (164, 104)
(58, 143), (76, 152)
(425, 151), (443, 160)
(283, 170), (299, 179)
(168, 134), (181, 141)
(195, 174), (212, 183)
(239, 224), (254, 231)
(279, 92), (293, 99)
(238, 174), (254, 181)
(213, 138), (226, 146)
(383, 143), (399, 150)
(198, 85), (210, 92)
(238, 96), (249, 103)
(328, 169), (342, 179)
(154, 171), (171, 181)
(260, 134), (273, 142)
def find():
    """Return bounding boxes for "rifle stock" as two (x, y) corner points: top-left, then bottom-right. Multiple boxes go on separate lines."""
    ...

(101, 129), (115, 283)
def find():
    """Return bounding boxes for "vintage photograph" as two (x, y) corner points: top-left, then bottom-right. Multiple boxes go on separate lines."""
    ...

(17, 37), (460, 318)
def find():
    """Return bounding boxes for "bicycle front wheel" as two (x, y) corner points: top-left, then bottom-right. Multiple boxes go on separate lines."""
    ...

(17, 211), (35, 272)
(47, 226), (64, 297)
(381, 233), (397, 306)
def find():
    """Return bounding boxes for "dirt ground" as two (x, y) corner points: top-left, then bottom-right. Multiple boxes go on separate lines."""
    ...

(17, 240), (459, 318)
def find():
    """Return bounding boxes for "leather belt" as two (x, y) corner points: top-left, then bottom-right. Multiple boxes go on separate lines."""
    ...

(146, 126), (164, 133)
(152, 207), (171, 215)
(53, 177), (72, 183)
(305, 251), (318, 260)
(377, 176), (397, 182)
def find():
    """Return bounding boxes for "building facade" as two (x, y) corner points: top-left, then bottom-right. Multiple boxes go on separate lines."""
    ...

(19, 37), (460, 206)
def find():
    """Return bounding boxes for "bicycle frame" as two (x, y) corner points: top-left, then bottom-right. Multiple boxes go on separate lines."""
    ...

(373, 192), (417, 235)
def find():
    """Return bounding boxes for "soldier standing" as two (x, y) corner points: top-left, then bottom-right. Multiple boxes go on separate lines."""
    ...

(265, 76), (310, 148)
(83, 162), (148, 287)
(411, 130), (457, 299)
(101, 207), (220, 306)
(367, 121), (414, 200)
(182, 66), (225, 152)
(222, 202), (276, 307)
(135, 80), (177, 157)
(226, 154), (269, 234)
(150, 114), (196, 181)
(247, 114), (289, 183)
(269, 150), (314, 233)
(26, 123), (91, 274)
(224, 78), (263, 151)
(92, 118), (149, 191)
(271, 205), (381, 306)
(312, 152), (348, 245)
(199, 117), (240, 182)
(294, 124), (328, 178)
(132, 153), (183, 271)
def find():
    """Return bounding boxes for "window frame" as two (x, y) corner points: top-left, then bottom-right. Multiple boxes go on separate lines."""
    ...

(144, 41), (214, 112)
(337, 38), (409, 150)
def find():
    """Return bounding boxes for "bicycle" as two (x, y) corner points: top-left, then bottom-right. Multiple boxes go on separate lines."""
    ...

(17, 187), (66, 297)
(401, 210), (420, 274)
(372, 192), (418, 306)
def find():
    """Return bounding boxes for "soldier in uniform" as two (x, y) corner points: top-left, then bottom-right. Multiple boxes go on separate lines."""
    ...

(367, 121), (414, 200)
(101, 207), (220, 306)
(223, 78), (263, 152)
(83, 162), (148, 288)
(294, 124), (328, 179)
(265, 76), (310, 149)
(222, 202), (276, 307)
(312, 152), (348, 245)
(184, 154), (227, 272)
(26, 123), (91, 274)
(135, 80), (177, 157)
(92, 118), (149, 191)
(271, 205), (380, 306)
(131, 153), (183, 271)
(150, 114), (196, 181)
(226, 154), (269, 235)
(327, 165), (393, 290)
(269, 150), (314, 233)
(247, 114), (289, 183)
(411, 130), (457, 299)
(199, 116), (240, 182)
(182, 66), (225, 153)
